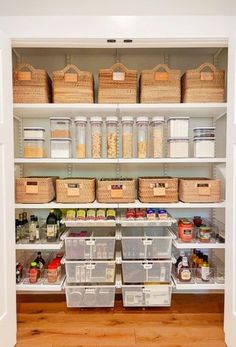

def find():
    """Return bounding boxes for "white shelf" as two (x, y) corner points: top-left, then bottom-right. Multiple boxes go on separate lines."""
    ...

(13, 103), (227, 119)
(16, 275), (65, 292)
(119, 217), (176, 227)
(172, 239), (225, 249)
(61, 219), (116, 227)
(118, 200), (226, 209)
(14, 157), (227, 164)
(15, 240), (64, 250)
(15, 200), (118, 209)
(172, 276), (224, 291)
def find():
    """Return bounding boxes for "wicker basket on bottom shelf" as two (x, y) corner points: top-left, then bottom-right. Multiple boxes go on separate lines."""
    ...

(97, 178), (135, 203)
(15, 177), (57, 203)
(56, 178), (96, 203)
(138, 177), (178, 203)
(179, 178), (221, 203)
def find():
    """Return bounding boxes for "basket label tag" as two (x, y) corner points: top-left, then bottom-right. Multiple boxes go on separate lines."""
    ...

(18, 71), (32, 81)
(26, 181), (38, 194)
(197, 183), (210, 195)
(64, 73), (78, 83)
(110, 184), (124, 198)
(67, 183), (80, 196)
(155, 72), (169, 81)
(153, 187), (166, 196)
(200, 72), (214, 81)
(113, 72), (125, 81)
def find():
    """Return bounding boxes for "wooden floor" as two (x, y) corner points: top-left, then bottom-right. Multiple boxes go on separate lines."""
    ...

(16, 294), (226, 347)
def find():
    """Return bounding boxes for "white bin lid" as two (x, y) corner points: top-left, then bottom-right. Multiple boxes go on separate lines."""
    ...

(167, 117), (189, 121)
(151, 116), (165, 123)
(106, 116), (118, 122)
(136, 116), (149, 122)
(24, 127), (46, 131)
(194, 137), (216, 141)
(75, 117), (87, 123)
(90, 116), (103, 122)
(167, 137), (189, 141)
(121, 116), (134, 122)
(193, 127), (216, 130)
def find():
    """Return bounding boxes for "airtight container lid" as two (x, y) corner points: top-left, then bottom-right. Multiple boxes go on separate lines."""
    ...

(24, 138), (45, 141)
(136, 116), (149, 122)
(121, 116), (134, 122)
(50, 117), (72, 121)
(193, 127), (216, 130)
(50, 138), (72, 141)
(106, 116), (118, 122)
(151, 116), (165, 123)
(167, 117), (189, 121)
(90, 116), (103, 122)
(194, 137), (216, 141)
(74, 117), (87, 123)
(167, 137), (189, 142)
(24, 127), (46, 131)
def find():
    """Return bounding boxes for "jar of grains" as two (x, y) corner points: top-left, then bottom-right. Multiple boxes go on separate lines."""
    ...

(150, 116), (165, 158)
(90, 117), (103, 159)
(122, 116), (134, 158)
(137, 116), (149, 158)
(106, 116), (118, 159)
(75, 117), (87, 158)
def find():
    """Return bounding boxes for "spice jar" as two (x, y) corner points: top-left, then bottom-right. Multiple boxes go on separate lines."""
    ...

(90, 117), (103, 159)
(121, 116), (134, 158)
(178, 219), (193, 242)
(193, 216), (202, 227)
(137, 116), (149, 158)
(198, 225), (212, 243)
(150, 116), (165, 158)
(47, 262), (58, 283)
(106, 116), (118, 158)
(126, 208), (136, 219)
(75, 117), (87, 158)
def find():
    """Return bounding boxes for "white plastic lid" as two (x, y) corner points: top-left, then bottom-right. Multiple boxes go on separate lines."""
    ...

(24, 127), (46, 131)
(136, 116), (149, 122)
(151, 116), (165, 123)
(75, 117), (87, 123)
(193, 127), (216, 131)
(167, 117), (189, 121)
(24, 138), (45, 141)
(167, 137), (189, 142)
(194, 137), (216, 141)
(50, 117), (72, 121)
(121, 116), (134, 123)
(106, 116), (118, 122)
(50, 138), (72, 142)
(90, 117), (103, 122)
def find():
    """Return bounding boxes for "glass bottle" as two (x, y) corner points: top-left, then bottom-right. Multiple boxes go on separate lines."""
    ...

(201, 255), (210, 282)
(29, 215), (36, 243)
(35, 216), (40, 241)
(34, 251), (46, 271)
(46, 210), (58, 242)
(179, 256), (191, 282)
(17, 213), (25, 240)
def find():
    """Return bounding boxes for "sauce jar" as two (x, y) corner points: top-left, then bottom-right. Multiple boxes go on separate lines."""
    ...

(198, 226), (212, 243)
(193, 216), (203, 227)
(178, 219), (193, 242)
(126, 208), (136, 219)
(135, 208), (146, 219)
(158, 209), (168, 220)
(146, 208), (156, 220)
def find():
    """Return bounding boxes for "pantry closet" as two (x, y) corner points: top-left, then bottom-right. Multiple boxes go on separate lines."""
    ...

(0, 14), (236, 347)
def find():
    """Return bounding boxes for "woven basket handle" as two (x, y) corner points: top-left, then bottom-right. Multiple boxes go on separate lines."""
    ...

(14, 63), (35, 73)
(61, 64), (81, 75)
(197, 63), (217, 73)
(61, 64), (81, 82)
(152, 64), (170, 81)
(110, 63), (129, 73)
(14, 63), (35, 81)
(152, 64), (170, 73)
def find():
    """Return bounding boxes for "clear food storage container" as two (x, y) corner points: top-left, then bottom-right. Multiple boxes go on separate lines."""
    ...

(24, 127), (45, 139)
(50, 138), (72, 158)
(194, 137), (215, 158)
(24, 138), (45, 158)
(75, 117), (87, 158)
(167, 138), (189, 158)
(106, 116), (118, 158)
(193, 127), (216, 138)
(150, 116), (165, 158)
(50, 117), (71, 138)
(167, 117), (189, 138)
(91, 117), (103, 159)
(137, 116), (149, 158)
(122, 116), (133, 158)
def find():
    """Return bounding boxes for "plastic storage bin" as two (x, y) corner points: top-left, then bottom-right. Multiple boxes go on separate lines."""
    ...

(167, 117), (189, 138)
(137, 116), (149, 158)
(122, 260), (172, 284)
(65, 284), (115, 307)
(122, 116), (134, 158)
(90, 117), (103, 159)
(121, 227), (172, 260)
(65, 260), (116, 284)
(50, 117), (71, 138)
(193, 127), (215, 138)
(65, 229), (116, 260)
(150, 116), (165, 158)
(75, 117), (87, 158)
(24, 138), (45, 158)
(106, 116), (118, 158)
(122, 284), (172, 307)
(167, 138), (189, 158)
(24, 127), (45, 139)
(50, 138), (72, 158)
(194, 137), (215, 158)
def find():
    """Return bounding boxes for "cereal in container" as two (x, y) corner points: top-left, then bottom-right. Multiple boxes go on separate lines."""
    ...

(137, 116), (149, 158)
(150, 116), (165, 158)
(90, 117), (103, 159)
(121, 116), (134, 158)
(106, 116), (118, 159)
(75, 117), (87, 158)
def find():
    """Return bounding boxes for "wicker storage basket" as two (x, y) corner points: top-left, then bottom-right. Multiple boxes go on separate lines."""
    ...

(97, 178), (135, 203)
(140, 64), (181, 103)
(15, 177), (57, 203)
(182, 63), (225, 103)
(179, 178), (221, 203)
(138, 177), (178, 203)
(56, 178), (96, 203)
(98, 63), (137, 104)
(53, 64), (94, 103)
(13, 63), (52, 103)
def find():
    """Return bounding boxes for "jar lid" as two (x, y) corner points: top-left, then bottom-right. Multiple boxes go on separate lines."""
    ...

(106, 116), (118, 122)
(136, 116), (149, 122)
(151, 116), (165, 123)
(121, 116), (134, 122)
(75, 117), (87, 123)
(24, 127), (46, 131)
(24, 138), (45, 141)
(193, 137), (215, 141)
(90, 116), (103, 122)
(50, 138), (72, 141)
(193, 127), (216, 131)
(48, 263), (58, 269)
(50, 117), (72, 121)
(167, 137), (189, 141)
(167, 117), (189, 121)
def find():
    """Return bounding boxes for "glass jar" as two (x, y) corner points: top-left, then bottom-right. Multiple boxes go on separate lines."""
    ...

(50, 117), (71, 138)
(90, 117), (103, 159)
(137, 116), (149, 158)
(121, 116), (133, 158)
(75, 117), (87, 158)
(50, 138), (72, 158)
(106, 116), (118, 159)
(24, 138), (45, 158)
(150, 116), (165, 158)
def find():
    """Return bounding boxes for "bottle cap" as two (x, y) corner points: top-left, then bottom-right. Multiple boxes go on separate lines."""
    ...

(31, 262), (37, 267)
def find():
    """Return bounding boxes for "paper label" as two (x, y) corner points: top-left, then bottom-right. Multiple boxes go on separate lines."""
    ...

(111, 184), (123, 198)
(64, 73), (78, 82)
(113, 72), (125, 81)
(200, 72), (214, 81)
(155, 71), (169, 81)
(26, 182), (38, 194)
(67, 183), (80, 196)
(18, 71), (32, 81)
(197, 183), (210, 196)
(106, 267), (115, 282)
(46, 225), (57, 237)
(153, 187), (166, 196)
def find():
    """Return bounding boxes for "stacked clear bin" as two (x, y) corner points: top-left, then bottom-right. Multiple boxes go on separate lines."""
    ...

(121, 225), (173, 307)
(65, 227), (116, 308)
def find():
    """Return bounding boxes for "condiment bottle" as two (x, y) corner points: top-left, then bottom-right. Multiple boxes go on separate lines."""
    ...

(199, 225), (212, 243)
(178, 218), (193, 242)
(179, 256), (191, 282)
(29, 215), (36, 243)
(193, 216), (202, 227)
(46, 210), (58, 242)
(47, 262), (58, 283)
(16, 262), (23, 284)
(34, 251), (46, 271)
(201, 255), (210, 282)
(35, 216), (40, 240)
(29, 262), (39, 283)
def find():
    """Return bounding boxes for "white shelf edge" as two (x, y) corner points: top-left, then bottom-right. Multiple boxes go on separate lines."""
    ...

(16, 275), (66, 292)
(15, 241), (64, 250)
(15, 201), (119, 209)
(172, 239), (225, 249)
(118, 200), (226, 209)
(172, 276), (225, 291)
(61, 219), (116, 227)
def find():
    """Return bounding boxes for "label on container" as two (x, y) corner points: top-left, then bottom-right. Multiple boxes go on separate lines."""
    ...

(201, 266), (210, 281)
(200, 72), (214, 81)
(110, 184), (123, 198)
(64, 73), (78, 83)
(67, 183), (80, 196)
(155, 71), (169, 81)
(47, 225), (57, 237)
(106, 267), (114, 282)
(18, 71), (32, 81)
(113, 72), (125, 81)
(26, 181), (39, 194)
(197, 183), (210, 196)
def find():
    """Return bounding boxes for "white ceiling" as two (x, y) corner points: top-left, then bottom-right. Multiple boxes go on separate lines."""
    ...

(0, 0), (236, 16)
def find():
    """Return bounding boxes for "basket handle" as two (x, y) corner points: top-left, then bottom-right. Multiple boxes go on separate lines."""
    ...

(152, 64), (171, 73)
(14, 63), (35, 81)
(61, 64), (81, 75)
(152, 64), (170, 81)
(14, 63), (35, 73)
(110, 63), (129, 73)
(196, 63), (217, 73)
(61, 64), (81, 82)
